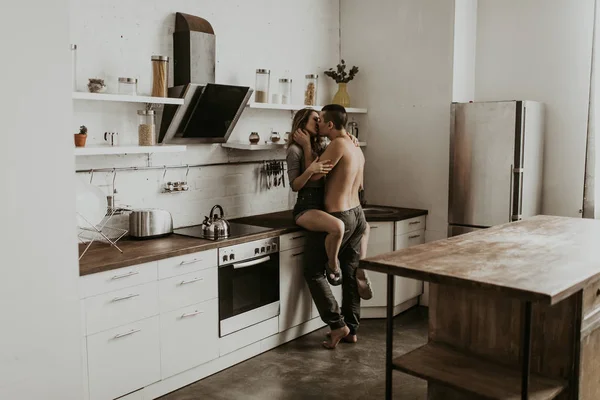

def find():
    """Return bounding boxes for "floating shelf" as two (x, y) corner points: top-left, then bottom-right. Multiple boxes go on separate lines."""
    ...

(247, 103), (367, 114)
(221, 142), (286, 151)
(74, 145), (187, 156)
(393, 342), (566, 400)
(72, 92), (184, 105)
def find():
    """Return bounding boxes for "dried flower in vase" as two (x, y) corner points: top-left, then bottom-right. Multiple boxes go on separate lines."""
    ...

(324, 60), (359, 83)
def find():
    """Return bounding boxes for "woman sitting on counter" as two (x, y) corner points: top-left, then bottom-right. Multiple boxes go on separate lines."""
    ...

(285, 108), (372, 299)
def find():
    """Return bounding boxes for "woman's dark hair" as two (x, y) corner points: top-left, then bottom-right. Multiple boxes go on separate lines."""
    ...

(288, 108), (326, 154)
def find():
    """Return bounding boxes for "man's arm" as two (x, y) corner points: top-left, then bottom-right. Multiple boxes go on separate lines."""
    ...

(309, 139), (344, 181)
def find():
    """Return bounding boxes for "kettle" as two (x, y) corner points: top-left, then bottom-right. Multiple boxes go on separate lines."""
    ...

(201, 205), (230, 240)
(348, 121), (359, 139)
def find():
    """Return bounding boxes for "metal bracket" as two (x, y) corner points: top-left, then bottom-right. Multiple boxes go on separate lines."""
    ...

(513, 167), (524, 173)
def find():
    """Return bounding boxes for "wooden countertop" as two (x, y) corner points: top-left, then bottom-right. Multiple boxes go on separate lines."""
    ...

(360, 215), (600, 305)
(79, 205), (427, 277)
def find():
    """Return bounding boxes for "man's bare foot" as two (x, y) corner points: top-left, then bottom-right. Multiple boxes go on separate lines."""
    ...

(322, 326), (350, 349)
(325, 331), (358, 344)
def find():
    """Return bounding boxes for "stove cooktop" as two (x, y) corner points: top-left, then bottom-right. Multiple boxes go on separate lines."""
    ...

(174, 222), (273, 241)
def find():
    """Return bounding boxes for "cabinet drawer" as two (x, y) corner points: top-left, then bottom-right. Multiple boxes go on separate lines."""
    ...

(87, 317), (160, 400)
(160, 299), (219, 379)
(583, 279), (600, 319)
(395, 216), (426, 236)
(395, 229), (426, 250)
(80, 262), (158, 299)
(158, 267), (218, 314)
(84, 281), (159, 336)
(280, 231), (307, 251)
(157, 249), (217, 280)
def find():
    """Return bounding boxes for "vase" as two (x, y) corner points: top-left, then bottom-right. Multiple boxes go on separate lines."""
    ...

(332, 83), (351, 107)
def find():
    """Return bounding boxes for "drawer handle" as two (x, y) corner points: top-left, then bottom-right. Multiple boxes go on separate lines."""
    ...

(113, 329), (141, 339)
(292, 252), (304, 257)
(179, 277), (204, 286)
(181, 310), (204, 318)
(179, 258), (202, 266)
(111, 293), (139, 302)
(409, 235), (421, 239)
(370, 226), (379, 229)
(409, 221), (421, 225)
(291, 235), (305, 240)
(110, 271), (139, 280)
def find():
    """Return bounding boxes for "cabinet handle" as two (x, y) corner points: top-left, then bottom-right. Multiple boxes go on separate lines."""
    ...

(111, 293), (139, 302)
(113, 329), (141, 339)
(409, 221), (421, 225)
(181, 310), (204, 318)
(291, 235), (305, 240)
(111, 271), (139, 280)
(179, 277), (204, 286)
(292, 252), (304, 257)
(409, 235), (421, 239)
(370, 226), (379, 229)
(179, 258), (202, 266)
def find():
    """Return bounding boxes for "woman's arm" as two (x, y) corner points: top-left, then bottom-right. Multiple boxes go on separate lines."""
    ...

(286, 145), (332, 192)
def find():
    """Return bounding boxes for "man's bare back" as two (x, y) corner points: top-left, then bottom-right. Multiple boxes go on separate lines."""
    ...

(324, 136), (365, 213)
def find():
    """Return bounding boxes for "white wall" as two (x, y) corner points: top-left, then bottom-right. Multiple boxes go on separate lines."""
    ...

(0, 1), (82, 399)
(341, 0), (456, 241)
(71, 0), (341, 227)
(453, 0), (478, 102)
(475, 0), (595, 218)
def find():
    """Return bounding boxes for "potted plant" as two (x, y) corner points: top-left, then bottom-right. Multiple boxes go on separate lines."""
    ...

(75, 125), (88, 147)
(324, 60), (359, 107)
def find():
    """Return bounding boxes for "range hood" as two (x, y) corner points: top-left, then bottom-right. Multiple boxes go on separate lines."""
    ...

(158, 13), (253, 144)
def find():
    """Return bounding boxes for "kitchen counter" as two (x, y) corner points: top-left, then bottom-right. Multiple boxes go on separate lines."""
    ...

(361, 215), (600, 399)
(79, 205), (427, 276)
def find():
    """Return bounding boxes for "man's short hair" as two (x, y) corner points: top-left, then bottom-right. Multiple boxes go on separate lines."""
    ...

(321, 104), (348, 130)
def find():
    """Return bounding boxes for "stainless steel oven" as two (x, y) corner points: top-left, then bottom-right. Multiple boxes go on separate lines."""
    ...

(218, 237), (280, 337)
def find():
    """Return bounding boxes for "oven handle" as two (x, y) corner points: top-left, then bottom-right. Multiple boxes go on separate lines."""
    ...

(232, 256), (271, 269)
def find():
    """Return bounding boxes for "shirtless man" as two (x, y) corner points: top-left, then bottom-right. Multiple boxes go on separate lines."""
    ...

(303, 104), (367, 349)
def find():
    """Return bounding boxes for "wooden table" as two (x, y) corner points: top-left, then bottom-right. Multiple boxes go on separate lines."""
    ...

(360, 216), (600, 400)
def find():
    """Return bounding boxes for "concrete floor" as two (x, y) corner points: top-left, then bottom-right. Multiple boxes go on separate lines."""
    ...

(160, 307), (429, 400)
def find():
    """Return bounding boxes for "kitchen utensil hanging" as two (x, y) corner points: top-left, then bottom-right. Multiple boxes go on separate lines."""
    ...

(262, 161), (285, 190)
(162, 165), (190, 193)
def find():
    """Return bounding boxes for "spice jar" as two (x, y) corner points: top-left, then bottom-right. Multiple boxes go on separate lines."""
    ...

(270, 131), (281, 143)
(118, 77), (138, 96)
(279, 79), (292, 104)
(138, 110), (156, 146)
(254, 69), (270, 103)
(249, 132), (260, 144)
(304, 74), (318, 106)
(151, 56), (169, 97)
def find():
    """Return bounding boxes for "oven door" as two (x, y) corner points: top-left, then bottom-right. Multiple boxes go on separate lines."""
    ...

(219, 254), (280, 337)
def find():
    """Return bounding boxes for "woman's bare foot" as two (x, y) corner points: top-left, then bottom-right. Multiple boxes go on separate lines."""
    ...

(322, 326), (350, 349)
(325, 331), (358, 344)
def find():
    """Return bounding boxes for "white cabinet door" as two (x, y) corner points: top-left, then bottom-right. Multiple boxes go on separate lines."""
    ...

(160, 298), (219, 379)
(87, 317), (160, 400)
(279, 248), (312, 332)
(362, 222), (395, 307)
(394, 229), (426, 305)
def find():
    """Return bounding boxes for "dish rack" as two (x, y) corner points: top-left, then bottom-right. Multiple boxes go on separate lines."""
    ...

(77, 205), (128, 260)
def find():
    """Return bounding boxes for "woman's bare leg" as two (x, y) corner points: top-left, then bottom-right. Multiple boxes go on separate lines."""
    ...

(296, 209), (345, 277)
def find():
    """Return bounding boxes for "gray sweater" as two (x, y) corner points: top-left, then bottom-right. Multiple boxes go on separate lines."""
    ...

(286, 143), (324, 189)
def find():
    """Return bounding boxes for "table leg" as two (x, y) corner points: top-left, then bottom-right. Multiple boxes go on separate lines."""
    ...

(521, 301), (533, 400)
(386, 274), (395, 400)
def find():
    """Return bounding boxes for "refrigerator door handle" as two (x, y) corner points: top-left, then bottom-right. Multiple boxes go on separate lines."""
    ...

(509, 164), (514, 222)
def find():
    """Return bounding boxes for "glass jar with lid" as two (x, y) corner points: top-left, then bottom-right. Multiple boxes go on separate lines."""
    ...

(254, 69), (270, 103)
(137, 110), (156, 146)
(151, 55), (169, 97)
(279, 78), (292, 104)
(304, 74), (318, 106)
(118, 77), (138, 96)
